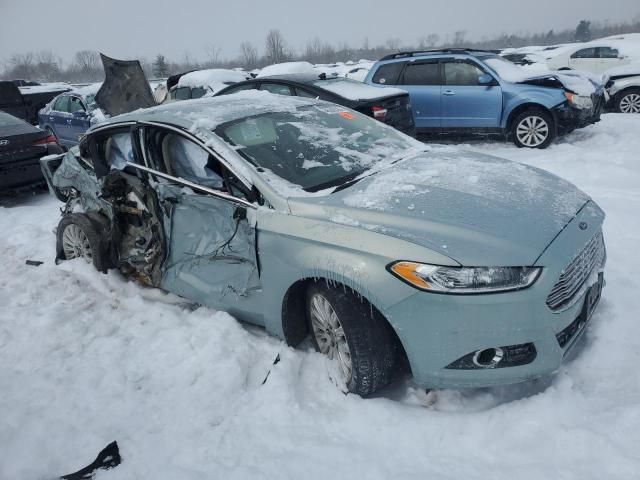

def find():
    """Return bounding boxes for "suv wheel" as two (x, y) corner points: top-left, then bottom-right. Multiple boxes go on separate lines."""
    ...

(617, 89), (640, 113)
(511, 109), (555, 149)
(306, 282), (398, 396)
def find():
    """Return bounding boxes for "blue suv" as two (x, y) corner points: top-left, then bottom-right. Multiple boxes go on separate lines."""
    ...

(364, 49), (606, 148)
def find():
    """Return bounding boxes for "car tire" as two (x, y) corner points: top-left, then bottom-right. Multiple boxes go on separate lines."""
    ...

(511, 109), (556, 149)
(616, 88), (640, 114)
(306, 282), (398, 396)
(56, 213), (111, 272)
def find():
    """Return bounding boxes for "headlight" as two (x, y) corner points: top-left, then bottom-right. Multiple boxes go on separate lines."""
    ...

(388, 262), (541, 294)
(564, 92), (593, 110)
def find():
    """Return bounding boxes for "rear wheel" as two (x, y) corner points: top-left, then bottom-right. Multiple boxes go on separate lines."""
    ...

(56, 214), (111, 272)
(511, 109), (555, 149)
(616, 89), (640, 113)
(306, 282), (398, 396)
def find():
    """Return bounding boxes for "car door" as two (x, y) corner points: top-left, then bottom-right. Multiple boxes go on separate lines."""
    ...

(397, 60), (441, 128)
(142, 127), (260, 307)
(67, 95), (91, 144)
(568, 47), (599, 73)
(597, 47), (627, 73)
(440, 59), (502, 129)
(47, 95), (72, 144)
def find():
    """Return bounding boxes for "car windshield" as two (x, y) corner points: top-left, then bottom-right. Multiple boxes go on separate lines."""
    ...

(483, 55), (529, 82)
(215, 104), (416, 192)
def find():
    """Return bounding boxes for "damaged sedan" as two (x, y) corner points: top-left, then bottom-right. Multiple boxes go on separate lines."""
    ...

(41, 91), (606, 396)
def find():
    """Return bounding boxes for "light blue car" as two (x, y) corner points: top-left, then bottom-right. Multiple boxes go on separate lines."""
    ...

(40, 92), (606, 396)
(364, 49), (607, 148)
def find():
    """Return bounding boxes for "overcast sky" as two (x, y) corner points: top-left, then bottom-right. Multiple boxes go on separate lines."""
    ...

(1, 0), (638, 64)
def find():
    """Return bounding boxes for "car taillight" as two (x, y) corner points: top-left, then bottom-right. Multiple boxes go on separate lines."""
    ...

(372, 106), (387, 121)
(33, 134), (58, 146)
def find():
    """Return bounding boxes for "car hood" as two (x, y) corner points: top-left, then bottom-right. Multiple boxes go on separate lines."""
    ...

(287, 150), (590, 266)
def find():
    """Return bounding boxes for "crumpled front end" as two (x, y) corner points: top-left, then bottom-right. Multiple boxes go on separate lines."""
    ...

(551, 89), (607, 134)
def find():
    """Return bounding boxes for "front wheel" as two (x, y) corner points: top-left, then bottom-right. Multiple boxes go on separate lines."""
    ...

(511, 109), (555, 149)
(306, 283), (398, 396)
(616, 89), (640, 113)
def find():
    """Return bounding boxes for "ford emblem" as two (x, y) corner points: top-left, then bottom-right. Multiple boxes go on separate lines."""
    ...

(579, 221), (588, 231)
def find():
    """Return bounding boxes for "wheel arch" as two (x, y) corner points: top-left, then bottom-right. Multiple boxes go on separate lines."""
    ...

(506, 102), (555, 134)
(280, 276), (411, 372)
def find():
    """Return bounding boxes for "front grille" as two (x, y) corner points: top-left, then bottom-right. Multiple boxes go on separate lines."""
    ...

(546, 230), (606, 311)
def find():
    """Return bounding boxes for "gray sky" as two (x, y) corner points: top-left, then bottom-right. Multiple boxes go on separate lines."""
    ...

(1, 0), (638, 64)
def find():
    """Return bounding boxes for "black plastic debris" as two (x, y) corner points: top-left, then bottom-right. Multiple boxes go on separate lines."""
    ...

(60, 441), (121, 480)
(261, 353), (281, 385)
(25, 260), (44, 267)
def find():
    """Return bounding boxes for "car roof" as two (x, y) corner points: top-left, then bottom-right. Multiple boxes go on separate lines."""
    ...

(378, 48), (499, 62)
(93, 90), (325, 134)
(254, 73), (330, 84)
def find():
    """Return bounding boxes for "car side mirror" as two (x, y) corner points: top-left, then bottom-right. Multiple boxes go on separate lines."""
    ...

(478, 73), (494, 85)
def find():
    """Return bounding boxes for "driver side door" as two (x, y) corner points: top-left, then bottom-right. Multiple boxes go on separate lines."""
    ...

(142, 127), (260, 308)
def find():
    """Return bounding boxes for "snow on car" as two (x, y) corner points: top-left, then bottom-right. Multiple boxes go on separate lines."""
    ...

(166, 68), (250, 102)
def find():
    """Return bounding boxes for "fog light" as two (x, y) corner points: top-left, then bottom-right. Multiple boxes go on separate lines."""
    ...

(472, 347), (504, 368)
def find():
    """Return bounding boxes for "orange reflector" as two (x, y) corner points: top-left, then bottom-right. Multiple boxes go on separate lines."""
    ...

(339, 111), (355, 120)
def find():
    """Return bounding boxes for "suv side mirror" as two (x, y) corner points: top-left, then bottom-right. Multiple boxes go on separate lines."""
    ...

(478, 73), (494, 85)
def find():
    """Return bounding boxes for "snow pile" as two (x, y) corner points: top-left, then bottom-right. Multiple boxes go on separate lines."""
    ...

(314, 78), (407, 100)
(1, 115), (640, 479)
(177, 69), (249, 94)
(256, 61), (317, 78)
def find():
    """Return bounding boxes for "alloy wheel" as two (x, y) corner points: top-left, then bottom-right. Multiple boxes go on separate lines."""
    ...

(619, 93), (640, 113)
(309, 293), (353, 383)
(516, 115), (549, 147)
(62, 224), (92, 262)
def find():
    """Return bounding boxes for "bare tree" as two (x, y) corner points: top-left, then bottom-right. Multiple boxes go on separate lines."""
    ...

(418, 33), (440, 49)
(8, 52), (35, 79)
(265, 29), (287, 64)
(204, 44), (221, 67)
(240, 42), (258, 70)
(385, 37), (401, 51)
(74, 50), (100, 75)
(451, 30), (467, 47)
(34, 50), (61, 80)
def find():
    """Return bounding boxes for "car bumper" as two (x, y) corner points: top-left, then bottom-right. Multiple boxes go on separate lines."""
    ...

(552, 93), (606, 133)
(381, 201), (606, 389)
(0, 144), (63, 191)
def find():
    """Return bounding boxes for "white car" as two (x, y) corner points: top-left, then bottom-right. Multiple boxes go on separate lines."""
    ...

(604, 65), (640, 113)
(545, 44), (631, 75)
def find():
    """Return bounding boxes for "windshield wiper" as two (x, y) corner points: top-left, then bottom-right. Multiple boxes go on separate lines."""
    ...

(305, 169), (368, 193)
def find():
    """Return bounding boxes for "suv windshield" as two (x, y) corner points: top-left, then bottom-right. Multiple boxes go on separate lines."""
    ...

(215, 104), (416, 192)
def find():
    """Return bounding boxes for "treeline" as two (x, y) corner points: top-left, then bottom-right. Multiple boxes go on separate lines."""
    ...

(2, 18), (639, 83)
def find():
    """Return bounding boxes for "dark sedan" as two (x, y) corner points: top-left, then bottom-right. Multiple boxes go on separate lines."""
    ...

(0, 111), (63, 192)
(215, 74), (415, 136)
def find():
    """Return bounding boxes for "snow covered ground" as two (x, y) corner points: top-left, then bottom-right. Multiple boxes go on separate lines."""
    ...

(1, 114), (639, 479)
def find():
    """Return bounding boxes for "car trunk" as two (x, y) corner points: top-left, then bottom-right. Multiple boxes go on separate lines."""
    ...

(0, 124), (48, 189)
(354, 94), (415, 135)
